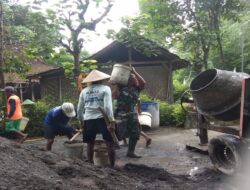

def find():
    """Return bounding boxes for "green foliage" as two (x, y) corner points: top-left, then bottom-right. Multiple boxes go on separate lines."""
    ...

(172, 69), (191, 101)
(158, 101), (175, 126)
(159, 102), (186, 127)
(2, 2), (59, 77)
(46, 49), (74, 66)
(173, 80), (189, 102)
(171, 104), (186, 126)
(140, 93), (154, 102)
(137, 0), (246, 73)
(107, 19), (161, 57)
(23, 100), (52, 137)
(210, 17), (250, 73)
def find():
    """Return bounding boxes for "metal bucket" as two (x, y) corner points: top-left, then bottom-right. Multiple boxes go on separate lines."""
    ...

(94, 140), (109, 167)
(190, 69), (249, 121)
(63, 140), (84, 159)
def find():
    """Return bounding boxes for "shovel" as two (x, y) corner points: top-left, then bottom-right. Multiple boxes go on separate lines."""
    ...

(98, 107), (120, 148)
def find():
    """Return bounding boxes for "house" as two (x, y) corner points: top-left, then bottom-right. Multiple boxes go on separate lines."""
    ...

(4, 59), (58, 101)
(27, 67), (79, 102)
(85, 40), (190, 102)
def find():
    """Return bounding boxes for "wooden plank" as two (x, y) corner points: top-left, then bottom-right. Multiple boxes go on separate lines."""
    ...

(200, 125), (239, 136)
(185, 143), (208, 154)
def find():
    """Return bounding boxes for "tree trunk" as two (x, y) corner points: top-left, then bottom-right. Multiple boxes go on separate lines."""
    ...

(73, 52), (80, 76)
(0, 2), (5, 88)
(216, 31), (225, 67)
(203, 47), (209, 70)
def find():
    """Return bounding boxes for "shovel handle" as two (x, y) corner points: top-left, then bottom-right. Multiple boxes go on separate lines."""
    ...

(98, 107), (120, 147)
(69, 130), (81, 142)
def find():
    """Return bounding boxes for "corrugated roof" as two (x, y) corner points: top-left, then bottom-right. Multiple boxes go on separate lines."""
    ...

(85, 40), (190, 70)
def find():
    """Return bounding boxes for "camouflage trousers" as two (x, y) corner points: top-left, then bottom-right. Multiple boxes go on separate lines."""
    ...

(115, 112), (141, 141)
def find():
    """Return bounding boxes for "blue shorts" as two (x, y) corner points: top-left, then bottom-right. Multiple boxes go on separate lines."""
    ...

(44, 124), (75, 139)
(83, 118), (113, 143)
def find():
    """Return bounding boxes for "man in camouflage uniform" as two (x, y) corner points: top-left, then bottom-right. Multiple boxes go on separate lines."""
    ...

(113, 68), (146, 158)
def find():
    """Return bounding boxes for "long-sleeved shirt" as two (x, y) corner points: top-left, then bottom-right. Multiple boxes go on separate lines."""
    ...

(7, 99), (16, 118)
(44, 106), (69, 128)
(77, 84), (114, 122)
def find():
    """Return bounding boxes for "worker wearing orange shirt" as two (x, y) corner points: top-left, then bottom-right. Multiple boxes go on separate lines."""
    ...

(4, 86), (27, 143)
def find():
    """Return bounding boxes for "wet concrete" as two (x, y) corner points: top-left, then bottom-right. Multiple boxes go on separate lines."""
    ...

(115, 127), (219, 176)
(4, 127), (250, 189)
(25, 127), (221, 176)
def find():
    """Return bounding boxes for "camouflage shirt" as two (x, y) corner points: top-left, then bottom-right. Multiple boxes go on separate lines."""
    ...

(114, 86), (140, 116)
(114, 85), (141, 140)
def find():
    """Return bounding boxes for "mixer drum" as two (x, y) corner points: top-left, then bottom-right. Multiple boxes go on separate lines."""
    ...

(190, 69), (249, 121)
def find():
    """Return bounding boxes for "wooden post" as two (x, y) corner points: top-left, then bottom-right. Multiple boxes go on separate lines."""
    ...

(59, 76), (62, 101)
(19, 83), (23, 102)
(0, 1), (5, 88)
(30, 80), (35, 101)
(197, 114), (208, 145)
(161, 63), (174, 103)
(128, 47), (132, 68)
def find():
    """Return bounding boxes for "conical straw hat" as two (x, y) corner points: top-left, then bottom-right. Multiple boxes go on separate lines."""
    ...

(82, 69), (110, 83)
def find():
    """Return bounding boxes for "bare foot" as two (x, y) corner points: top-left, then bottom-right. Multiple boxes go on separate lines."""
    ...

(146, 138), (152, 148)
(19, 134), (28, 144)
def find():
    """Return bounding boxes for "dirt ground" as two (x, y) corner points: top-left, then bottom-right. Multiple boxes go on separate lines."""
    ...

(0, 127), (249, 190)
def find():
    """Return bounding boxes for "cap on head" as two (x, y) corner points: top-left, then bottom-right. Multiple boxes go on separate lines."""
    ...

(61, 102), (76, 117)
(4, 86), (15, 93)
(82, 70), (110, 84)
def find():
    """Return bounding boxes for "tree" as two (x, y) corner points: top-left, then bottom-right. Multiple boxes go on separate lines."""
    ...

(136, 0), (245, 73)
(107, 19), (162, 62)
(32, 0), (114, 76)
(0, 1), (4, 88)
(1, 1), (58, 81)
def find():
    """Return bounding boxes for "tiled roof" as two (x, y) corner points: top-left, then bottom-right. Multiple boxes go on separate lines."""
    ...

(4, 59), (59, 83)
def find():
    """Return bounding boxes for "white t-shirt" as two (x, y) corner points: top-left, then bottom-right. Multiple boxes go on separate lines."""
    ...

(77, 84), (114, 122)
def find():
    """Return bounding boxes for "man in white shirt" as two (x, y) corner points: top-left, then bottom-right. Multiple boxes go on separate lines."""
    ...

(77, 70), (115, 167)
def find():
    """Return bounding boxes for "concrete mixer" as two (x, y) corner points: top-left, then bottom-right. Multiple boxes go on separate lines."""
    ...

(183, 69), (250, 175)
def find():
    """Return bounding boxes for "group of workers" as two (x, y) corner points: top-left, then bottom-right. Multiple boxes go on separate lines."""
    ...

(1, 67), (152, 168)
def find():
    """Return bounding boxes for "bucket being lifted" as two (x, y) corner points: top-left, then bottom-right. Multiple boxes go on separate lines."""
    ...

(110, 64), (132, 85)
(190, 69), (249, 121)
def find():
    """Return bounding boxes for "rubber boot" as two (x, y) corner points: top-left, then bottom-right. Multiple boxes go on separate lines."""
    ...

(126, 139), (141, 158)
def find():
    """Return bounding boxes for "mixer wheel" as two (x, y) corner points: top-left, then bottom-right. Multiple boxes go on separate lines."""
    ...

(208, 135), (245, 175)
